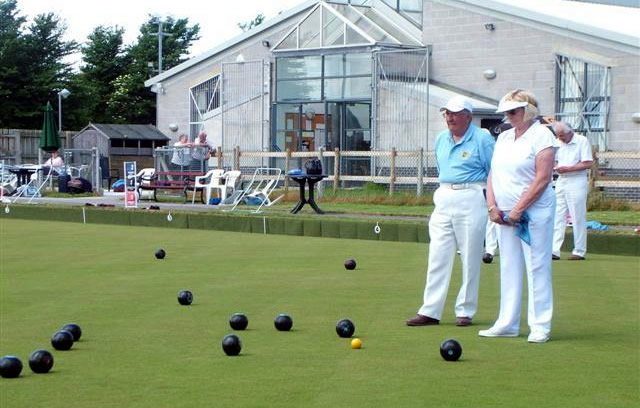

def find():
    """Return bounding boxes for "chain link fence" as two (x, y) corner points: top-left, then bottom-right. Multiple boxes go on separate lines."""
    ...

(152, 146), (210, 173)
(151, 146), (640, 203)
(591, 150), (640, 202)
(189, 147), (638, 203)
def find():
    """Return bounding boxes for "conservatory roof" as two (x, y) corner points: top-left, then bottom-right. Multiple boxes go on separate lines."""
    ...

(273, 1), (423, 52)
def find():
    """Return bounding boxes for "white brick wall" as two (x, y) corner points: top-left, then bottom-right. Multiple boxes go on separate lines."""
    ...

(424, 1), (640, 151)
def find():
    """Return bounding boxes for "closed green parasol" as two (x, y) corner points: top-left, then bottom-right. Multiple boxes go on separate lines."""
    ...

(39, 102), (60, 153)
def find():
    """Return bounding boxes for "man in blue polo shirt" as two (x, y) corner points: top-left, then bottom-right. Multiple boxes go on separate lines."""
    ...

(407, 96), (495, 327)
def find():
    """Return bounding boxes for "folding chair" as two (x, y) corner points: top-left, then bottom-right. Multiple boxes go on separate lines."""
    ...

(227, 168), (283, 213)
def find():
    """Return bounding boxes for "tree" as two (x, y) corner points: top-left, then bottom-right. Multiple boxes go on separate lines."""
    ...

(0, 1), (77, 129)
(0, 3), (200, 129)
(75, 25), (127, 124)
(0, 0), (28, 127)
(106, 15), (200, 124)
(238, 14), (265, 32)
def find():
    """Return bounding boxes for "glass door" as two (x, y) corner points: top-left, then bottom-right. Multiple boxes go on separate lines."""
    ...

(273, 103), (325, 169)
(326, 102), (371, 177)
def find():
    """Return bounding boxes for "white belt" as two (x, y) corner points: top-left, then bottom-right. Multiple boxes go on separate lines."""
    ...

(439, 182), (486, 190)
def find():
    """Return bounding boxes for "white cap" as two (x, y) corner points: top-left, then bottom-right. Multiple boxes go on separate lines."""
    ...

(496, 99), (528, 113)
(440, 96), (473, 113)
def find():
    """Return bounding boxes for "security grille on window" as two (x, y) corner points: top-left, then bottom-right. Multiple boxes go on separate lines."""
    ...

(555, 55), (611, 151)
(189, 74), (220, 139)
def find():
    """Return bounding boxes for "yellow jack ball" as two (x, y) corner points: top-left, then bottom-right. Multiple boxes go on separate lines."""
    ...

(351, 338), (362, 349)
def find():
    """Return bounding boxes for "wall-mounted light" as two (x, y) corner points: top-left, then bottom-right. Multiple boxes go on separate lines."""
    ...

(168, 123), (179, 132)
(483, 69), (497, 80)
(236, 54), (245, 63)
(484, 23), (496, 31)
(262, 40), (270, 48)
(632, 113), (640, 123)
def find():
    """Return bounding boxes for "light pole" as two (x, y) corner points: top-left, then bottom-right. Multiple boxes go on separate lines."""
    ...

(57, 88), (71, 137)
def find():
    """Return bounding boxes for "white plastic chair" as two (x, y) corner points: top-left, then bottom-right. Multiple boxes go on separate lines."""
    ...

(214, 170), (241, 204)
(67, 165), (90, 178)
(191, 169), (225, 205)
(135, 168), (155, 200)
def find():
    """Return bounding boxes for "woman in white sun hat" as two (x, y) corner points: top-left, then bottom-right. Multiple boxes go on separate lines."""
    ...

(479, 89), (556, 343)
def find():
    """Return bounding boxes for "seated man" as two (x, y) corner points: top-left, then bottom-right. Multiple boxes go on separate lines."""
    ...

(41, 150), (65, 176)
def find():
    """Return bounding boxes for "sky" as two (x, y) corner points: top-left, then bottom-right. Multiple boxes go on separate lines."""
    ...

(16, 0), (306, 64)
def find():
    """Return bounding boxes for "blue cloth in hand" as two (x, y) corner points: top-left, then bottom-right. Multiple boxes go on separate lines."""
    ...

(503, 212), (531, 245)
(586, 221), (609, 231)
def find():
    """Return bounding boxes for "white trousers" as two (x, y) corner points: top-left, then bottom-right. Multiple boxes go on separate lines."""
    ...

(418, 186), (487, 320)
(485, 218), (498, 256)
(552, 176), (588, 257)
(492, 202), (555, 335)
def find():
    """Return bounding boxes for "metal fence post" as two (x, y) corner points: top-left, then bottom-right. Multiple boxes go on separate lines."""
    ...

(216, 146), (223, 169)
(317, 147), (324, 198)
(93, 147), (101, 194)
(233, 146), (240, 171)
(334, 148), (340, 192)
(417, 148), (424, 197)
(390, 147), (396, 196)
(590, 147), (598, 192)
(284, 148), (291, 192)
(14, 132), (22, 164)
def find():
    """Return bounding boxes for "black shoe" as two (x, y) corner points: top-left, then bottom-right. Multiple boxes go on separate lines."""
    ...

(482, 253), (493, 264)
(552, 255), (560, 260)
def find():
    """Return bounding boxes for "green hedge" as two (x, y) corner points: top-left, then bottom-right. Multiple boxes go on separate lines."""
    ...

(1, 205), (636, 256)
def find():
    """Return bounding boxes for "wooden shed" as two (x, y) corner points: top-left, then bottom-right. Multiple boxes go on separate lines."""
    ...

(72, 123), (170, 172)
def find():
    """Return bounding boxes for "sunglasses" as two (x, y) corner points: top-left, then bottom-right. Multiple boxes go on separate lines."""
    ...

(505, 108), (522, 115)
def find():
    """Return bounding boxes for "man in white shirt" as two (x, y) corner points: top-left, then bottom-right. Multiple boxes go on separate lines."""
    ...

(551, 122), (593, 260)
(192, 132), (213, 162)
(171, 134), (193, 169)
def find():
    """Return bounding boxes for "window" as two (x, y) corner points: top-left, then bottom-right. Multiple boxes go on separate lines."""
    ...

(276, 53), (371, 102)
(323, 54), (371, 99)
(556, 55), (610, 148)
(274, 1), (421, 51)
(276, 56), (323, 102)
(189, 74), (220, 139)
(277, 56), (322, 79)
(380, 0), (423, 27)
(328, 0), (372, 5)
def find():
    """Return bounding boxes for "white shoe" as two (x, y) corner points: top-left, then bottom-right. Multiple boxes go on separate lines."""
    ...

(528, 332), (550, 343)
(478, 327), (519, 338)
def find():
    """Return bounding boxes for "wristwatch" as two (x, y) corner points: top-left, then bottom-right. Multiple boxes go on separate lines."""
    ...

(487, 205), (496, 213)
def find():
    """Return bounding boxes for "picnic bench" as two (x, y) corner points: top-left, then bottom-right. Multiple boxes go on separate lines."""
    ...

(137, 171), (205, 202)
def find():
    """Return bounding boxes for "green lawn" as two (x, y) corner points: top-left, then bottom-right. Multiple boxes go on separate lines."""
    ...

(0, 219), (638, 407)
